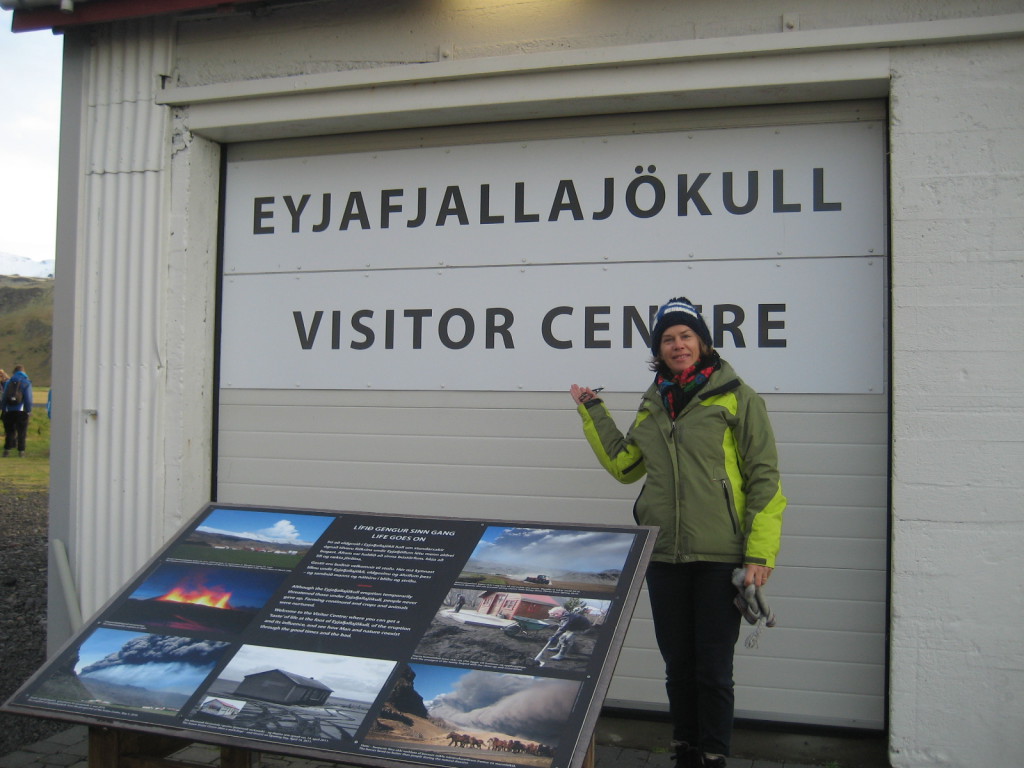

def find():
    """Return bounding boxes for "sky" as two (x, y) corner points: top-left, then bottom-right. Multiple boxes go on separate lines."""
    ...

(0, 10), (63, 263)
(470, 526), (636, 573)
(196, 507), (337, 546)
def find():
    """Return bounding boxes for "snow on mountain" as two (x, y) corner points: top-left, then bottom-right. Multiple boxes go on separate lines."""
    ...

(0, 252), (55, 278)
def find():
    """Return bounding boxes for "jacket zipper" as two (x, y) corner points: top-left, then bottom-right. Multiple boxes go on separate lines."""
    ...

(670, 417), (682, 558)
(721, 479), (740, 535)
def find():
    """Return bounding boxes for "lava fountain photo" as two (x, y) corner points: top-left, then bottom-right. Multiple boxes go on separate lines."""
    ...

(107, 563), (288, 637)
(157, 578), (234, 610)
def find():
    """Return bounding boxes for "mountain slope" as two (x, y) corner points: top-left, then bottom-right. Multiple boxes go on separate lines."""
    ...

(0, 276), (53, 387)
(0, 253), (55, 279)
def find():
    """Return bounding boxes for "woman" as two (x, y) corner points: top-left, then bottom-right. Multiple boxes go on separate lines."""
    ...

(570, 297), (785, 768)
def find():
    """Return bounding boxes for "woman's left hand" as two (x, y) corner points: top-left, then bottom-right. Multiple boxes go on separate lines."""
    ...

(744, 563), (773, 588)
(570, 384), (598, 405)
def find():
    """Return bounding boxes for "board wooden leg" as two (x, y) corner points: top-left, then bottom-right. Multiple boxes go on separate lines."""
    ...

(219, 744), (257, 768)
(88, 725), (257, 767)
(87, 726), (121, 766)
(583, 733), (596, 768)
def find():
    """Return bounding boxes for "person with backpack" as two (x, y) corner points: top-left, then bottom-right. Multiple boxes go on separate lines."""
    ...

(0, 370), (7, 442)
(2, 365), (33, 458)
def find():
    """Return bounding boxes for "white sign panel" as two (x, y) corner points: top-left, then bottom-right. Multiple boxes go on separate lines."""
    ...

(223, 121), (886, 273)
(220, 257), (885, 394)
(221, 121), (887, 394)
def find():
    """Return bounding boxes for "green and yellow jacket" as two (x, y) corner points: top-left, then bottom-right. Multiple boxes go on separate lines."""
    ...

(577, 359), (785, 567)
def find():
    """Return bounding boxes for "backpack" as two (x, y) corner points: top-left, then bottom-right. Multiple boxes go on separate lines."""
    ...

(4, 378), (23, 407)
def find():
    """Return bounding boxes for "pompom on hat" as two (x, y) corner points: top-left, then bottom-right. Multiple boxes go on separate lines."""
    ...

(650, 297), (713, 356)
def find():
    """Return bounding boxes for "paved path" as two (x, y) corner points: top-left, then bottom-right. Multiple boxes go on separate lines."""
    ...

(0, 725), (825, 767)
(0, 720), (890, 768)
(0, 716), (892, 768)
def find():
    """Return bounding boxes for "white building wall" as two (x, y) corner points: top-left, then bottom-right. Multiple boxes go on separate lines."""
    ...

(49, 17), (219, 634)
(888, 39), (1024, 767)
(48, 2), (1024, 766)
(51, 19), (174, 622)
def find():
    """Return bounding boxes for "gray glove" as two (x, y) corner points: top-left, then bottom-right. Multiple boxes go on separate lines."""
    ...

(732, 568), (777, 648)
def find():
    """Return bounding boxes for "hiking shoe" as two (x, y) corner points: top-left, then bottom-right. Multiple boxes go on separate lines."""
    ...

(671, 742), (702, 767)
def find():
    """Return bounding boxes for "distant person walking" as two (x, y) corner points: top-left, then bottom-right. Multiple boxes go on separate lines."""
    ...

(0, 370), (7, 441)
(2, 365), (33, 457)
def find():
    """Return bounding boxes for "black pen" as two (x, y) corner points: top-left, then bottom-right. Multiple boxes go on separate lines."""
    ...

(592, 387), (605, 393)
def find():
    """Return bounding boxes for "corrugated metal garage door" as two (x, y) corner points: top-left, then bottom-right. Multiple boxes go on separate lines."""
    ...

(216, 101), (889, 729)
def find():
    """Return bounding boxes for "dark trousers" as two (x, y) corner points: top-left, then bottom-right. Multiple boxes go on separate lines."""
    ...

(2, 411), (29, 452)
(646, 561), (742, 756)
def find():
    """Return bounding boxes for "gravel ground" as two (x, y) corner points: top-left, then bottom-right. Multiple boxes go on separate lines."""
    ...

(0, 483), (67, 755)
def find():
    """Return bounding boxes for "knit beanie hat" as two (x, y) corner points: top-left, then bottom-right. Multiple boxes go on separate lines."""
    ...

(650, 297), (713, 356)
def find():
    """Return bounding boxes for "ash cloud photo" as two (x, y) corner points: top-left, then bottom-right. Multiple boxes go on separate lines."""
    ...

(426, 667), (579, 745)
(25, 628), (230, 717)
(367, 663), (579, 765)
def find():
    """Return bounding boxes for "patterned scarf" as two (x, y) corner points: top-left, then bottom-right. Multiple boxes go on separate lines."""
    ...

(656, 353), (720, 420)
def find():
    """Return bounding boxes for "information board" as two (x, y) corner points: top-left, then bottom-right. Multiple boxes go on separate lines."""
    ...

(4, 504), (655, 768)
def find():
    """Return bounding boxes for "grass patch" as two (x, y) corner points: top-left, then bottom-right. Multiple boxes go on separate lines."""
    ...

(0, 387), (50, 491)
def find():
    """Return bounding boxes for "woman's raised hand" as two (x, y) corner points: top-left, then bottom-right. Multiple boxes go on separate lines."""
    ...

(570, 384), (597, 405)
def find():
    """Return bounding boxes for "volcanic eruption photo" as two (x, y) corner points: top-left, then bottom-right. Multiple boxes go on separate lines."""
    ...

(107, 563), (287, 637)
(23, 628), (231, 718)
(159, 580), (233, 609)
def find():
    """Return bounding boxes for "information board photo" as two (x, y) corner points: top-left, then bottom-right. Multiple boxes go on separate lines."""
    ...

(4, 504), (655, 768)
